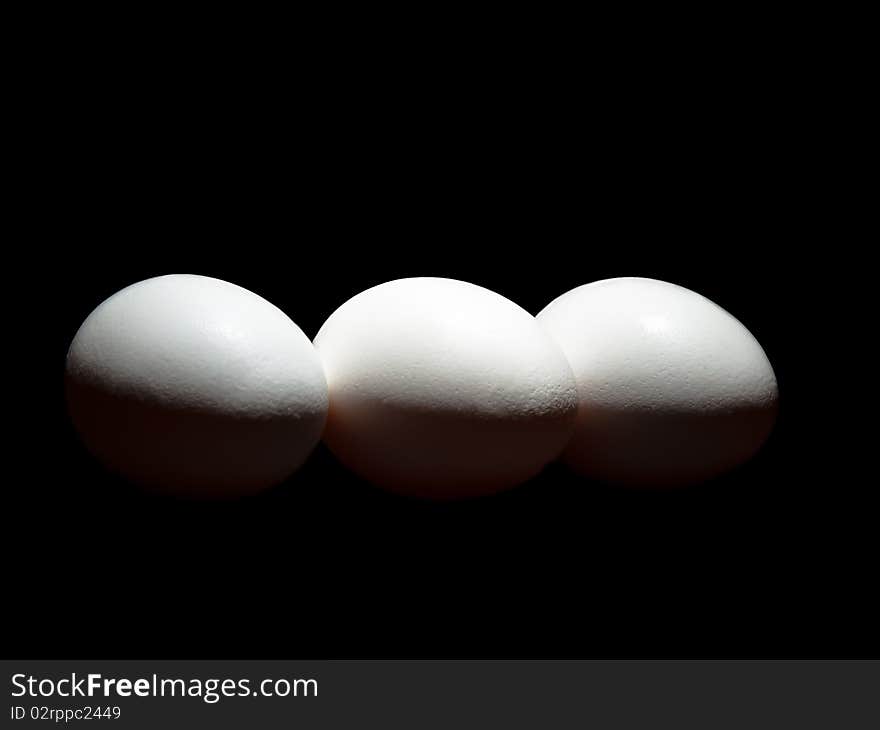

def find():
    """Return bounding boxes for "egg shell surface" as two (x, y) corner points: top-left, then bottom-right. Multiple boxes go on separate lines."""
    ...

(537, 277), (778, 487)
(65, 274), (328, 497)
(313, 277), (578, 499)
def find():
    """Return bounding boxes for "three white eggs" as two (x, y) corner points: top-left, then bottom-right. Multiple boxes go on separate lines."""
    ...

(65, 274), (778, 498)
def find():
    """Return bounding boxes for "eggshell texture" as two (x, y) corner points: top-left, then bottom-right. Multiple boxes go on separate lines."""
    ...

(537, 277), (778, 487)
(66, 275), (328, 497)
(313, 277), (578, 499)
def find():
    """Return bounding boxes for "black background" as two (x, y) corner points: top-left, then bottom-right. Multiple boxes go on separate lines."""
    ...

(7, 20), (869, 659)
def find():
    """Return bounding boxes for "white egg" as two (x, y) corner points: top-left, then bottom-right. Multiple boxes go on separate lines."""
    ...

(66, 274), (328, 497)
(314, 277), (578, 499)
(537, 277), (778, 487)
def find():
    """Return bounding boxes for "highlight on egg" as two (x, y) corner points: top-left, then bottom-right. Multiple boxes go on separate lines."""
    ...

(65, 274), (329, 498)
(313, 277), (579, 499)
(536, 277), (779, 487)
